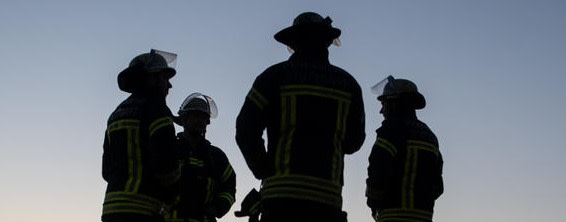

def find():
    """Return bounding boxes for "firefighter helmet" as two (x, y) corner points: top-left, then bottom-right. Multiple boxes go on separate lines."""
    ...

(178, 92), (218, 118)
(371, 75), (426, 109)
(118, 49), (177, 93)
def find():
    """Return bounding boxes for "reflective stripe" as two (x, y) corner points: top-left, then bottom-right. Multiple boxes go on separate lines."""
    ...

(218, 192), (235, 205)
(401, 140), (439, 208)
(262, 174), (343, 208)
(103, 191), (163, 216)
(408, 140), (439, 157)
(280, 85), (352, 102)
(377, 208), (433, 222)
(275, 95), (295, 175)
(149, 117), (173, 136)
(376, 137), (397, 156)
(332, 100), (349, 183)
(189, 157), (204, 167)
(107, 119), (142, 192)
(247, 88), (269, 110)
(220, 165), (234, 182)
(276, 84), (352, 182)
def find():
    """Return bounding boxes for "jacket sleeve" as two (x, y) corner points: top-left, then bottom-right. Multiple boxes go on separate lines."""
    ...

(434, 153), (444, 200)
(212, 149), (237, 218)
(343, 82), (366, 154)
(235, 75), (271, 180)
(366, 131), (396, 213)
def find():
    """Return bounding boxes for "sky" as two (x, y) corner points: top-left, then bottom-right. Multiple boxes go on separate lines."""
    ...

(1, 0), (565, 221)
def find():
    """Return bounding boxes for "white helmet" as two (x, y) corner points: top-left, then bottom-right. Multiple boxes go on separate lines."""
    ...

(178, 92), (218, 118)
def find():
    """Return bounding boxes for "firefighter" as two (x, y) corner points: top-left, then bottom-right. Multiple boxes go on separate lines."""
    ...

(102, 49), (181, 222)
(236, 12), (366, 222)
(165, 93), (236, 222)
(366, 76), (444, 222)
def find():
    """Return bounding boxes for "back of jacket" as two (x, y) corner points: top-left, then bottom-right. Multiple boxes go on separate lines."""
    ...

(366, 117), (444, 221)
(236, 50), (366, 209)
(102, 94), (180, 217)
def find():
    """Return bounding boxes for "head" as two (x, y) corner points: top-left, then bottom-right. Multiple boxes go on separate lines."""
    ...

(373, 77), (426, 119)
(176, 93), (218, 136)
(274, 12), (341, 51)
(118, 49), (177, 97)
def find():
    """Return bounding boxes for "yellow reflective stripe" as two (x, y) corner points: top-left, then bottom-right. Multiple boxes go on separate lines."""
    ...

(205, 178), (213, 203)
(103, 191), (163, 215)
(332, 100), (348, 183)
(401, 148), (419, 208)
(189, 157), (204, 167)
(247, 88), (268, 110)
(376, 138), (397, 156)
(280, 85), (352, 103)
(125, 125), (142, 192)
(408, 140), (439, 157)
(149, 117), (173, 136)
(107, 119), (140, 134)
(107, 119), (142, 192)
(218, 192), (235, 205)
(220, 165), (234, 182)
(263, 174), (342, 195)
(275, 95), (295, 175)
(378, 208), (433, 222)
(103, 202), (156, 216)
(261, 187), (342, 208)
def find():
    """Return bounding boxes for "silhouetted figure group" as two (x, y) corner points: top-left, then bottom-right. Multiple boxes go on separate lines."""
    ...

(101, 12), (443, 222)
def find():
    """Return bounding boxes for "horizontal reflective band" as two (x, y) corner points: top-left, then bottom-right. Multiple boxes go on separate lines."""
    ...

(263, 174), (342, 194)
(107, 119), (141, 132)
(104, 191), (163, 208)
(262, 174), (343, 207)
(103, 202), (158, 216)
(376, 137), (397, 156)
(189, 158), (204, 167)
(378, 208), (433, 222)
(149, 117), (173, 136)
(218, 192), (235, 205)
(247, 88), (268, 110)
(280, 85), (352, 103)
(408, 140), (440, 157)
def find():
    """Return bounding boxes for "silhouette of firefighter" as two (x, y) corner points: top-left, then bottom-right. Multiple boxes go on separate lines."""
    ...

(165, 93), (236, 222)
(236, 12), (366, 222)
(102, 49), (181, 222)
(366, 76), (444, 222)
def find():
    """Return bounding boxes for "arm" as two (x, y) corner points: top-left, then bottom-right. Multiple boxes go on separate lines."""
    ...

(366, 133), (396, 213)
(148, 111), (181, 188)
(344, 83), (366, 154)
(210, 151), (237, 218)
(236, 77), (271, 179)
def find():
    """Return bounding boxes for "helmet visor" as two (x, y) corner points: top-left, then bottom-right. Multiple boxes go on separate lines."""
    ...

(371, 75), (395, 100)
(179, 92), (218, 118)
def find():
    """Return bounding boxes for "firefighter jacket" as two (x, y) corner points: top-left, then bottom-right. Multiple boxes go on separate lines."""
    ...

(366, 115), (444, 222)
(102, 93), (181, 217)
(236, 49), (366, 209)
(166, 134), (236, 222)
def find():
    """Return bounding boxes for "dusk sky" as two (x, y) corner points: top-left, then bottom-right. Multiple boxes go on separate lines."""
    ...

(1, 1), (565, 221)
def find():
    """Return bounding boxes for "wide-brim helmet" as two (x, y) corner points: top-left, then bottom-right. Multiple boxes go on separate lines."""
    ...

(274, 12), (341, 49)
(371, 75), (426, 109)
(118, 49), (177, 93)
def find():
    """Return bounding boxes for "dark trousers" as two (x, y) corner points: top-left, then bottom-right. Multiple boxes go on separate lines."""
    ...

(260, 198), (347, 222)
(102, 213), (164, 222)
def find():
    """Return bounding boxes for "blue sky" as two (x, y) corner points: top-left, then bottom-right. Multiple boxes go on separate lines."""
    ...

(1, 1), (565, 221)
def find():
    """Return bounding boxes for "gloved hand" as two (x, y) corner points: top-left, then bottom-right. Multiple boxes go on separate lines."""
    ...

(234, 188), (261, 222)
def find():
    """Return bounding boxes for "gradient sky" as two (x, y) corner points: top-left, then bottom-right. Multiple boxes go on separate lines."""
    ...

(1, 1), (565, 221)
